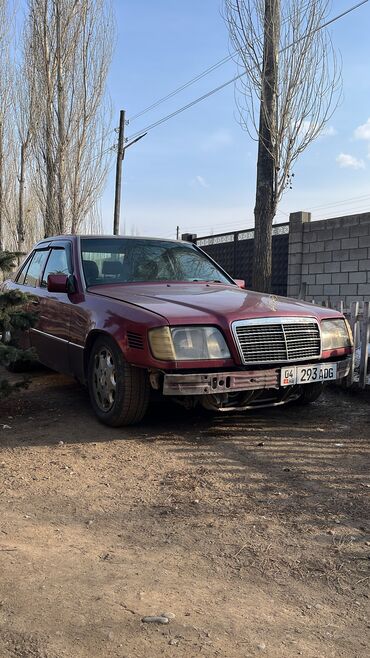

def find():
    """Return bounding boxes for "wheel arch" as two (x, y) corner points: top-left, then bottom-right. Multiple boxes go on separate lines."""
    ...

(83, 330), (120, 378)
(85, 328), (150, 426)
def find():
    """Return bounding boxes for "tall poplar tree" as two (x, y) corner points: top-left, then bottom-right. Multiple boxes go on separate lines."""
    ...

(224, 0), (341, 291)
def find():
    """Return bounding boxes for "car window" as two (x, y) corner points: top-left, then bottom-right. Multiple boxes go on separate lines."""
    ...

(16, 253), (34, 285)
(23, 250), (49, 288)
(41, 248), (71, 287)
(81, 238), (232, 286)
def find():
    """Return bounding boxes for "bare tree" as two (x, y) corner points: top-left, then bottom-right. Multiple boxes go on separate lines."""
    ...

(223, 0), (341, 291)
(65, 0), (114, 234)
(80, 202), (103, 234)
(13, 30), (39, 254)
(0, 0), (13, 250)
(1, 123), (19, 251)
(26, 0), (114, 237)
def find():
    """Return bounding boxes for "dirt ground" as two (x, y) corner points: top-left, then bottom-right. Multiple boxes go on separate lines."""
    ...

(0, 369), (369, 658)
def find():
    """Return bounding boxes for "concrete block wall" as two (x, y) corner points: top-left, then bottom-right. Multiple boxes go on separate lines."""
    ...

(287, 211), (370, 307)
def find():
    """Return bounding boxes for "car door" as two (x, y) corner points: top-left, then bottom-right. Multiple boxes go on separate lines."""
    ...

(11, 248), (50, 351)
(30, 244), (73, 374)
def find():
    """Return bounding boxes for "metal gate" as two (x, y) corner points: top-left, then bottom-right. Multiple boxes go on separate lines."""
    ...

(196, 224), (289, 296)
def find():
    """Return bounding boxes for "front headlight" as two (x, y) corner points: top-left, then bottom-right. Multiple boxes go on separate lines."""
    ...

(321, 319), (352, 351)
(149, 326), (231, 361)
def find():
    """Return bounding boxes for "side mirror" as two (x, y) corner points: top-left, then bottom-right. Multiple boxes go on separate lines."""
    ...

(47, 273), (77, 294)
(47, 273), (68, 293)
(234, 279), (246, 289)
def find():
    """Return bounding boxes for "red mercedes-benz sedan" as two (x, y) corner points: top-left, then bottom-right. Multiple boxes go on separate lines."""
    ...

(3, 235), (352, 426)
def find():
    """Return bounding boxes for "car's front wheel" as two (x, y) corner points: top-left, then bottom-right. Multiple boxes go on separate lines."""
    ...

(87, 335), (149, 426)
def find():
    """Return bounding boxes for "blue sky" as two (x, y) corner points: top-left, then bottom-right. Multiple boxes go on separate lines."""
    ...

(101, 0), (370, 238)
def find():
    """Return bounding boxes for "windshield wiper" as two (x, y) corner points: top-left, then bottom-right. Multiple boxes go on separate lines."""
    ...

(191, 278), (224, 283)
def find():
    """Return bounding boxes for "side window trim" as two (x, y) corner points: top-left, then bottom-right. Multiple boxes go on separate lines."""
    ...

(41, 246), (72, 288)
(16, 252), (34, 285)
(40, 249), (53, 288)
(65, 242), (73, 275)
(23, 249), (50, 288)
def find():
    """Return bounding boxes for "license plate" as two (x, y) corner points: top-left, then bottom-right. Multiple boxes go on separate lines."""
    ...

(280, 363), (337, 387)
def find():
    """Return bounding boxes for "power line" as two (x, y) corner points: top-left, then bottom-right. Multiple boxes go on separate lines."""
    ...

(128, 0), (314, 124)
(127, 75), (241, 141)
(163, 203), (370, 239)
(129, 53), (235, 123)
(90, 144), (116, 164)
(305, 193), (370, 212)
(173, 194), (370, 236)
(314, 205), (370, 221)
(180, 218), (256, 234)
(126, 0), (368, 142)
(312, 208), (370, 221)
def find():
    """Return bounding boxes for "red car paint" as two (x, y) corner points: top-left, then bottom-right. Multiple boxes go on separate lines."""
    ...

(3, 235), (351, 383)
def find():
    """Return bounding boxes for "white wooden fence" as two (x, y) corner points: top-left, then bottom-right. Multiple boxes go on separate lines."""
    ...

(346, 301), (370, 389)
(311, 299), (370, 389)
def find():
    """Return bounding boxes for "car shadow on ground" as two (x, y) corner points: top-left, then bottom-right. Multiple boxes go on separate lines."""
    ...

(1, 367), (369, 609)
(1, 370), (369, 533)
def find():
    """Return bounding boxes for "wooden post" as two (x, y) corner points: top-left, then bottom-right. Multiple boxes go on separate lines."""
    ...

(113, 110), (125, 236)
(359, 301), (370, 388)
(346, 301), (360, 387)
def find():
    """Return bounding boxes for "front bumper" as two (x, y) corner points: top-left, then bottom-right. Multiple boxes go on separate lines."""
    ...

(162, 358), (351, 396)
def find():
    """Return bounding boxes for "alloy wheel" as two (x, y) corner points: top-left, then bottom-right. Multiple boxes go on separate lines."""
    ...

(92, 347), (117, 412)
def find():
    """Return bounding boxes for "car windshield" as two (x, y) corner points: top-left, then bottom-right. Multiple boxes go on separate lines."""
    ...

(81, 238), (232, 286)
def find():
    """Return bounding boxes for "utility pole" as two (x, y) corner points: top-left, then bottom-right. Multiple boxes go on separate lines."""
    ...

(113, 110), (125, 235)
(176, 226), (180, 240)
(113, 109), (147, 236)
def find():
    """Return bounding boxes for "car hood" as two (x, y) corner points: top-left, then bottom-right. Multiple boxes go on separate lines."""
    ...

(88, 282), (341, 325)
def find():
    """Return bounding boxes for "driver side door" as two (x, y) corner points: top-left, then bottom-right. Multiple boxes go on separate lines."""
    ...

(30, 244), (73, 374)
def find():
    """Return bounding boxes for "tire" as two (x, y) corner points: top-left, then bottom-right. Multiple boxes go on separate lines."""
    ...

(295, 382), (324, 405)
(87, 335), (150, 426)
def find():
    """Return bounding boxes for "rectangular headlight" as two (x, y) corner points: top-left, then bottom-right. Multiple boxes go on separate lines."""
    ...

(321, 319), (352, 351)
(148, 326), (176, 360)
(149, 326), (231, 361)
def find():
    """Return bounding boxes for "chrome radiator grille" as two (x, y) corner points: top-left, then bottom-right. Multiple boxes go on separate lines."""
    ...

(233, 318), (321, 364)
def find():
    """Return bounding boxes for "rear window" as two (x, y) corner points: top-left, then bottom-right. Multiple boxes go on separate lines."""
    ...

(81, 238), (231, 287)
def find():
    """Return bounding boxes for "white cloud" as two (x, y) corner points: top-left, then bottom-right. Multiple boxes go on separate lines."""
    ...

(299, 121), (337, 138)
(321, 125), (337, 137)
(194, 175), (209, 188)
(201, 130), (233, 152)
(354, 117), (370, 141)
(336, 153), (365, 170)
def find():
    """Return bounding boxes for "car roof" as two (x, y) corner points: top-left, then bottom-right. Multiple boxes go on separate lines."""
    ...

(34, 235), (188, 248)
